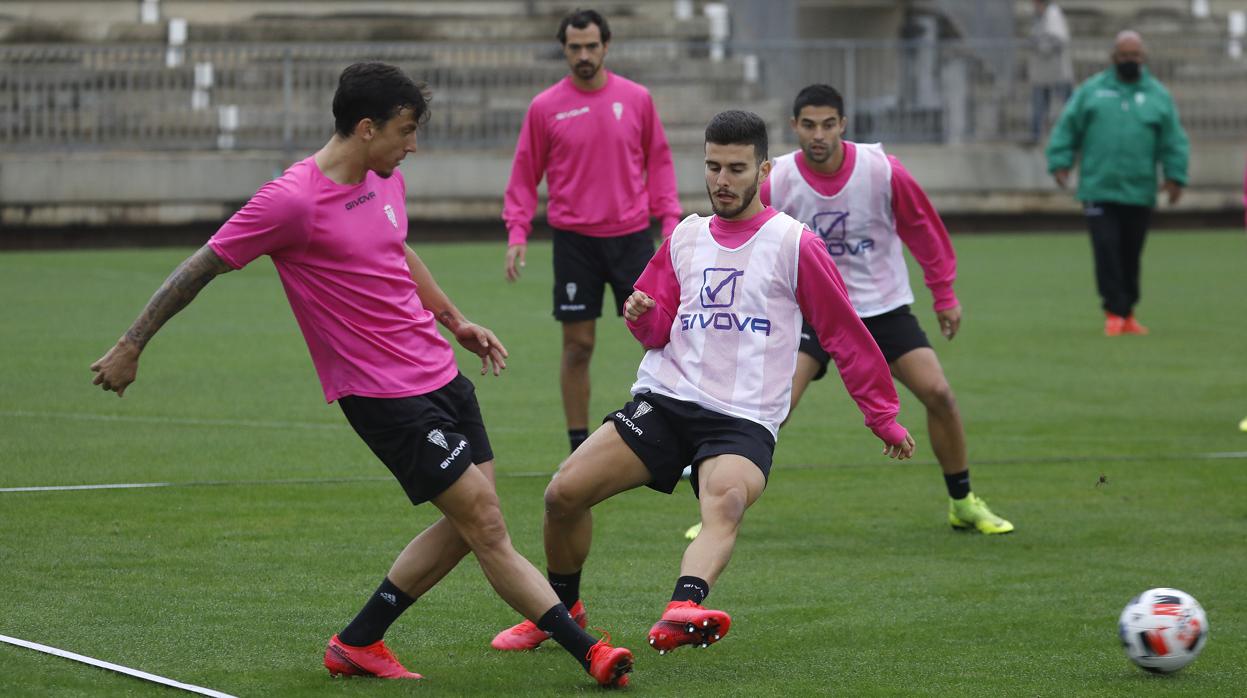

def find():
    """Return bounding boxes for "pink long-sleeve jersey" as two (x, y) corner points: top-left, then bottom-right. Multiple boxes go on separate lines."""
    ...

(626, 206), (907, 444)
(503, 71), (682, 244)
(761, 141), (959, 313)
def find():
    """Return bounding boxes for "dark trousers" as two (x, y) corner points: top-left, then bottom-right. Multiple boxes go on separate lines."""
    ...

(1084, 201), (1152, 317)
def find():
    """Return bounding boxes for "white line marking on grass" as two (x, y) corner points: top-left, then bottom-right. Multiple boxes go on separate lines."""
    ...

(0, 477), (388, 494)
(0, 634), (237, 698)
(3, 452), (1243, 494)
(1202, 451), (1247, 459)
(2, 409), (345, 431)
(0, 482), (172, 493)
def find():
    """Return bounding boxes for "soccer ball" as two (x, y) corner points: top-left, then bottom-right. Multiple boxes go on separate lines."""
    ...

(1118, 588), (1208, 674)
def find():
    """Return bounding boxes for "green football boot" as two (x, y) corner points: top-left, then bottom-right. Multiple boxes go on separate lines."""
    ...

(949, 493), (1014, 534)
(684, 521), (702, 540)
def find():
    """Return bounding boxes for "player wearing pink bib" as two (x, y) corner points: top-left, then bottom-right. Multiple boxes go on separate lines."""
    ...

(490, 110), (913, 657)
(503, 10), (682, 454)
(90, 63), (633, 688)
(763, 84), (1013, 534)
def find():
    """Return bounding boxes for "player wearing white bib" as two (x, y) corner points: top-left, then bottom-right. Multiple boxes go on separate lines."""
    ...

(490, 110), (914, 657)
(766, 84), (1013, 534)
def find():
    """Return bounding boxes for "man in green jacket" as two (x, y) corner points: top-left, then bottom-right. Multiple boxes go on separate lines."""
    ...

(1046, 30), (1189, 336)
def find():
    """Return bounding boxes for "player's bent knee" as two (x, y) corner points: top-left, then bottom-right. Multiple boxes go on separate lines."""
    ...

(701, 484), (749, 525)
(920, 382), (958, 415)
(442, 479), (510, 551)
(543, 478), (588, 520)
(462, 505), (510, 554)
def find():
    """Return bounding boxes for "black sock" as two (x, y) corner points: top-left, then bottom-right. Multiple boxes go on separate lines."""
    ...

(671, 575), (710, 605)
(338, 577), (416, 647)
(537, 604), (596, 671)
(945, 469), (972, 500)
(548, 569), (581, 609)
(568, 428), (589, 453)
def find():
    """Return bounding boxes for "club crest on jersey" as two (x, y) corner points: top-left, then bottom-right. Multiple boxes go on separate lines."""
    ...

(811, 210), (873, 256)
(383, 204), (398, 228)
(427, 429), (449, 450)
(700, 268), (744, 308)
(612, 102), (623, 120)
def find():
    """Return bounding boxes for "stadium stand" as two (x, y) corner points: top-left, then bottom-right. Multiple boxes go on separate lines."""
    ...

(1, 0), (1243, 229)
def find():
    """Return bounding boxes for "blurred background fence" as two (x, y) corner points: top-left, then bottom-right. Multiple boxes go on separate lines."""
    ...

(4, 36), (1245, 154)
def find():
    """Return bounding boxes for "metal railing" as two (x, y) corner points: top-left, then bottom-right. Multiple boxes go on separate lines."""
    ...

(2, 37), (1243, 153)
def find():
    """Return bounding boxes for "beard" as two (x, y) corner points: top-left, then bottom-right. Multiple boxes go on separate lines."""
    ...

(573, 60), (600, 80)
(707, 177), (759, 219)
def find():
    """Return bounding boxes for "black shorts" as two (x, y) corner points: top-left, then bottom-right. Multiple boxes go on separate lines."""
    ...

(605, 391), (775, 497)
(338, 373), (494, 506)
(800, 305), (931, 380)
(552, 227), (655, 322)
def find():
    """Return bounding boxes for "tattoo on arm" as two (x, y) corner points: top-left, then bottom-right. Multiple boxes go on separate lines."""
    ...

(123, 245), (232, 350)
(437, 310), (458, 332)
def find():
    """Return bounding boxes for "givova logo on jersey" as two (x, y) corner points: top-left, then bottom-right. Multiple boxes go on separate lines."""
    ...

(812, 210), (874, 256)
(678, 267), (772, 335)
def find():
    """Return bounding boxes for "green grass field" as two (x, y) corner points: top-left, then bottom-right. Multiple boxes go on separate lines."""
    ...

(2, 231), (1245, 696)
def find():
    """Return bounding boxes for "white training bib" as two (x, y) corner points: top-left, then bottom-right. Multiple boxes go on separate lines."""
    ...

(769, 144), (912, 317)
(632, 212), (805, 438)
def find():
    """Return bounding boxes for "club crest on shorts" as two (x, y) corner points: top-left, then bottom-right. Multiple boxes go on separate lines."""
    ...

(566, 282), (578, 302)
(612, 101), (623, 121)
(383, 204), (398, 228)
(631, 401), (652, 421)
(427, 429), (449, 450)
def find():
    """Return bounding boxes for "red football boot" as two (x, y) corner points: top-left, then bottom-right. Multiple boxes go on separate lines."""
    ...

(491, 599), (587, 651)
(586, 632), (633, 688)
(323, 634), (422, 679)
(1104, 312), (1126, 337)
(647, 600), (732, 654)
(1122, 314), (1149, 335)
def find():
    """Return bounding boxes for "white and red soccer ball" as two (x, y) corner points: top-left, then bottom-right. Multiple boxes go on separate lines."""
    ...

(1119, 588), (1208, 674)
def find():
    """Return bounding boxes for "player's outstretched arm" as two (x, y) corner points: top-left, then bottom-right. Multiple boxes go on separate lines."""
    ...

(406, 245), (508, 376)
(90, 244), (233, 396)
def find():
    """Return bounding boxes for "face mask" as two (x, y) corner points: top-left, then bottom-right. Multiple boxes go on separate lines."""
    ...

(1115, 60), (1141, 81)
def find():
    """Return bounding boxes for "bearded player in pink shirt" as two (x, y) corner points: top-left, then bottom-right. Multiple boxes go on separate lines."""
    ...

(89, 63), (633, 688)
(491, 110), (914, 656)
(503, 9), (682, 454)
(764, 84), (1013, 535)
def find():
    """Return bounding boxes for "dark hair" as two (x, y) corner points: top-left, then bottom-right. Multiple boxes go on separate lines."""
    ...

(792, 84), (845, 119)
(557, 9), (611, 44)
(332, 62), (430, 138)
(704, 110), (768, 163)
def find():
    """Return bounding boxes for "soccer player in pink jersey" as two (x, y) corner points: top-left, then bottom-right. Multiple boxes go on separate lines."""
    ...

(503, 9), (682, 454)
(89, 62), (633, 688)
(491, 110), (914, 655)
(764, 84), (1012, 534)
